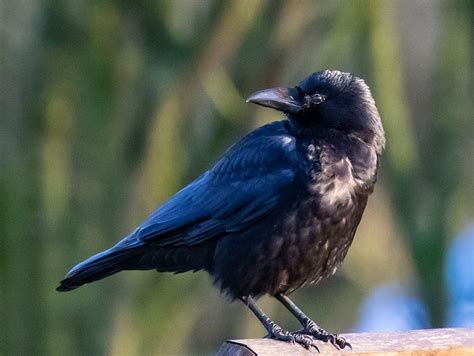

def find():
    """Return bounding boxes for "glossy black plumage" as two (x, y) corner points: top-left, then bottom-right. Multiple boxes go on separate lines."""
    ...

(58, 70), (384, 350)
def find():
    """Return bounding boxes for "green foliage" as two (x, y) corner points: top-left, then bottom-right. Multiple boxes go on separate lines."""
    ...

(1, 1), (472, 354)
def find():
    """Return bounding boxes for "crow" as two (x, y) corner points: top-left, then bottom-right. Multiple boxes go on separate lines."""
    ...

(57, 70), (385, 350)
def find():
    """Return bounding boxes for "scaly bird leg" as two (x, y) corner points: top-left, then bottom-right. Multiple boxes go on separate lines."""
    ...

(275, 293), (351, 350)
(240, 296), (319, 350)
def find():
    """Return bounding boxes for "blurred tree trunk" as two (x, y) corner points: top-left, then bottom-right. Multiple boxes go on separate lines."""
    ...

(368, 0), (472, 327)
(1, 1), (46, 354)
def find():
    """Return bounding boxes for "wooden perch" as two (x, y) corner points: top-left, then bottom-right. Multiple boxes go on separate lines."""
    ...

(216, 328), (473, 355)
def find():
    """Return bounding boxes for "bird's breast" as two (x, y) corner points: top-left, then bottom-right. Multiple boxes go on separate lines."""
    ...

(274, 188), (366, 293)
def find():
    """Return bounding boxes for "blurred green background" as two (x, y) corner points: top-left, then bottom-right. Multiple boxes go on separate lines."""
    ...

(1, 0), (473, 354)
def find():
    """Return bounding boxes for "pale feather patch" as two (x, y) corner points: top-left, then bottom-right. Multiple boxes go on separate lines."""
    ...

(318, 157), (358, 206)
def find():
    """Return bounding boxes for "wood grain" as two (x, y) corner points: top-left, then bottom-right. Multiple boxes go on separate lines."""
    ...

(216, 328), (474, 355)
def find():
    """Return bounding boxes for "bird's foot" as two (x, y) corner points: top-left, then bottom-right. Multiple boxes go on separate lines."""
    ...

(265, 323), (320, 350)
(295, 320), (351, 350)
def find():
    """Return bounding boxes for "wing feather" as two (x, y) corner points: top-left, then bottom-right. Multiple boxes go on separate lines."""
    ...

(121, 121), (297, 248)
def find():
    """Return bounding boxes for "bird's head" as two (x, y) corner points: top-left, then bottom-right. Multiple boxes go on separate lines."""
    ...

(247, 70), (385, 153)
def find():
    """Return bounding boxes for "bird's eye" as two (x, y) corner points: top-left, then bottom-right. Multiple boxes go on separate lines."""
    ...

(312, 93), (325, 104)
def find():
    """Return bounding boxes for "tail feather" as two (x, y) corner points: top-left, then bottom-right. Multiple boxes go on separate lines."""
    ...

(56, 247), (140, 292)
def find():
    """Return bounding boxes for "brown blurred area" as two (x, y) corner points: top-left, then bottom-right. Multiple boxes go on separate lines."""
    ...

(1, 0), (473, 354)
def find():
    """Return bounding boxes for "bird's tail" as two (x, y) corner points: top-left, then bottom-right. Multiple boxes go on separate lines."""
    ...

(56, 246), (141, 292)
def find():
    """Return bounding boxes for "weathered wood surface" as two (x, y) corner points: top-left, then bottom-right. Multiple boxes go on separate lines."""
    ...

(216, 328), (473, 355)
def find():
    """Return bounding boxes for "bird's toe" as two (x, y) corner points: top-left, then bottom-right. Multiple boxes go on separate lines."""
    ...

(330, 334), (351, 350)
(295, 324), (352, 350)
(266, 326), (320, 351)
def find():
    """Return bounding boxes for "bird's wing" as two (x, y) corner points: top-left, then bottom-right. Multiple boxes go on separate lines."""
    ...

(119, 121), (298, 248)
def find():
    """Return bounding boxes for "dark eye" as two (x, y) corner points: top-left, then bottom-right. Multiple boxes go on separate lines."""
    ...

(312, 93), (325, 104)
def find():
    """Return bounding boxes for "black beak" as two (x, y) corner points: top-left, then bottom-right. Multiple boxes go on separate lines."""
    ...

(246, 87), (303, 114)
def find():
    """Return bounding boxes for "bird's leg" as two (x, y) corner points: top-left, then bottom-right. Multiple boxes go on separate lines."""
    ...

(240, 296), (318, 350)
(275, 294), (351, 350)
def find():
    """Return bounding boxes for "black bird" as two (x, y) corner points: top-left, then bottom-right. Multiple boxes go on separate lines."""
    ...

(58, 70), (385, 350)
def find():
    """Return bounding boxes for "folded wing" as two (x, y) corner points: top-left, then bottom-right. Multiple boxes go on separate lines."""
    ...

(57, 121), (298, 291)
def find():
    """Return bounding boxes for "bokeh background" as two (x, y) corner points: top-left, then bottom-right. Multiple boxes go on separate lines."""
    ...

(1, 0), (473, 354)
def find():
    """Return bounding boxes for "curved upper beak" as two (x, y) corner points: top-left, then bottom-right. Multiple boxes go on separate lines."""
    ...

(246, 87), (302, 114)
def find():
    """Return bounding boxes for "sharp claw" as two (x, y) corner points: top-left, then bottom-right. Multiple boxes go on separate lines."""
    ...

(332, 341), (342, 350)
(298, 335), (311, 349)
(263, 319), (354, 351)
(333, 334), (351, 350)
(293, 324), (352, 351)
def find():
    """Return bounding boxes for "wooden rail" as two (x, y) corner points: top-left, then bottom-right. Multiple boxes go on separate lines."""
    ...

(216, 328), (473, 355)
